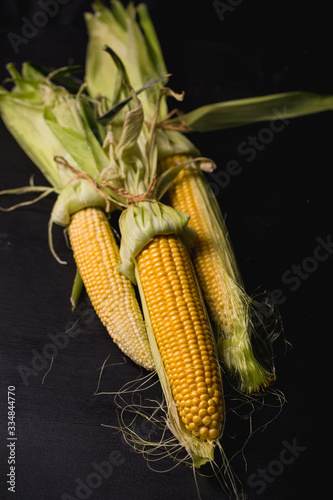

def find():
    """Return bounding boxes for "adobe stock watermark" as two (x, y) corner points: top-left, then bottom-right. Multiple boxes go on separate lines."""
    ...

(278, 234), (333, 295)
(212, 0), (245, 22)
(7, 0), (72, 54)
(207, 107), (290, 197)
(16, 297), (96, 386)
(244, 438), (307, 497)
(61, 450), (125, 500)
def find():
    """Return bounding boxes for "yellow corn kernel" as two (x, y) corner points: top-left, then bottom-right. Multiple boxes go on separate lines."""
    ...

(136, 234), (224, 441)
(159, 154), (237, 329)
(68, 207), (154, 371)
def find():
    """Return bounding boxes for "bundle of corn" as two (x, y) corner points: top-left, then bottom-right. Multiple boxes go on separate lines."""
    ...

(2, 0), (333, 487)
(85, 0), (333, 393)
(0, 63), (154, 371)
(0, 61), (227, 468)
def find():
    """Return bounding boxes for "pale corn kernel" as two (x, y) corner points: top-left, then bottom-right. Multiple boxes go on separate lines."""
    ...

(68, 207), (154, 370)
(136, 234), (224, 441)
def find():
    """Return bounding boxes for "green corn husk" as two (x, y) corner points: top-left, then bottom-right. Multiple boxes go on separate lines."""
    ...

(166, 91), (333, 132)
(85, 0), (167, 120)
(85, 0), (199, 159)
(0, 63), (110, 223)
(0, 63), (73, 191)
(96, 93), (192, 282)
(84, 1), (333, 396)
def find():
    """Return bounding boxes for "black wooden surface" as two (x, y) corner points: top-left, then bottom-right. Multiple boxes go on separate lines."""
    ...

(0, 2), (331, 499)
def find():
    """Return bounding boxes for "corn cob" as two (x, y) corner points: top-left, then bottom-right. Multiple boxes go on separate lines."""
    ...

(159, 154), (238, 327)
(159, 154), (273, 393)
(68, 206), (154, 371)
(136, 233), (224, 441)
(0, 63), (155, 372)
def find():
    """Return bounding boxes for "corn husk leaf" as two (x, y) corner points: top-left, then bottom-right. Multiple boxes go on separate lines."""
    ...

(116, 103), (145, 165)
(100, 98), (191, 283)
(85, 1), (168, 120)
(85, 1), (198, 159)
(43, 104), (109, 180)
(46, 64), (83, 82)
(165, 91), (333, 132)
(70, 268), (84, 310)
(0, 63), (71, 191)
(118, 200), (189, 283)
(97, 74), (168, 126)
(51, 179), (107, 227)
(27, 62), (84, 92)
(83, 2), (198, 159)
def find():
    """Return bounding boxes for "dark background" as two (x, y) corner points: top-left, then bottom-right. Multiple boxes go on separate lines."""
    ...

(0, 1), (332, 499)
